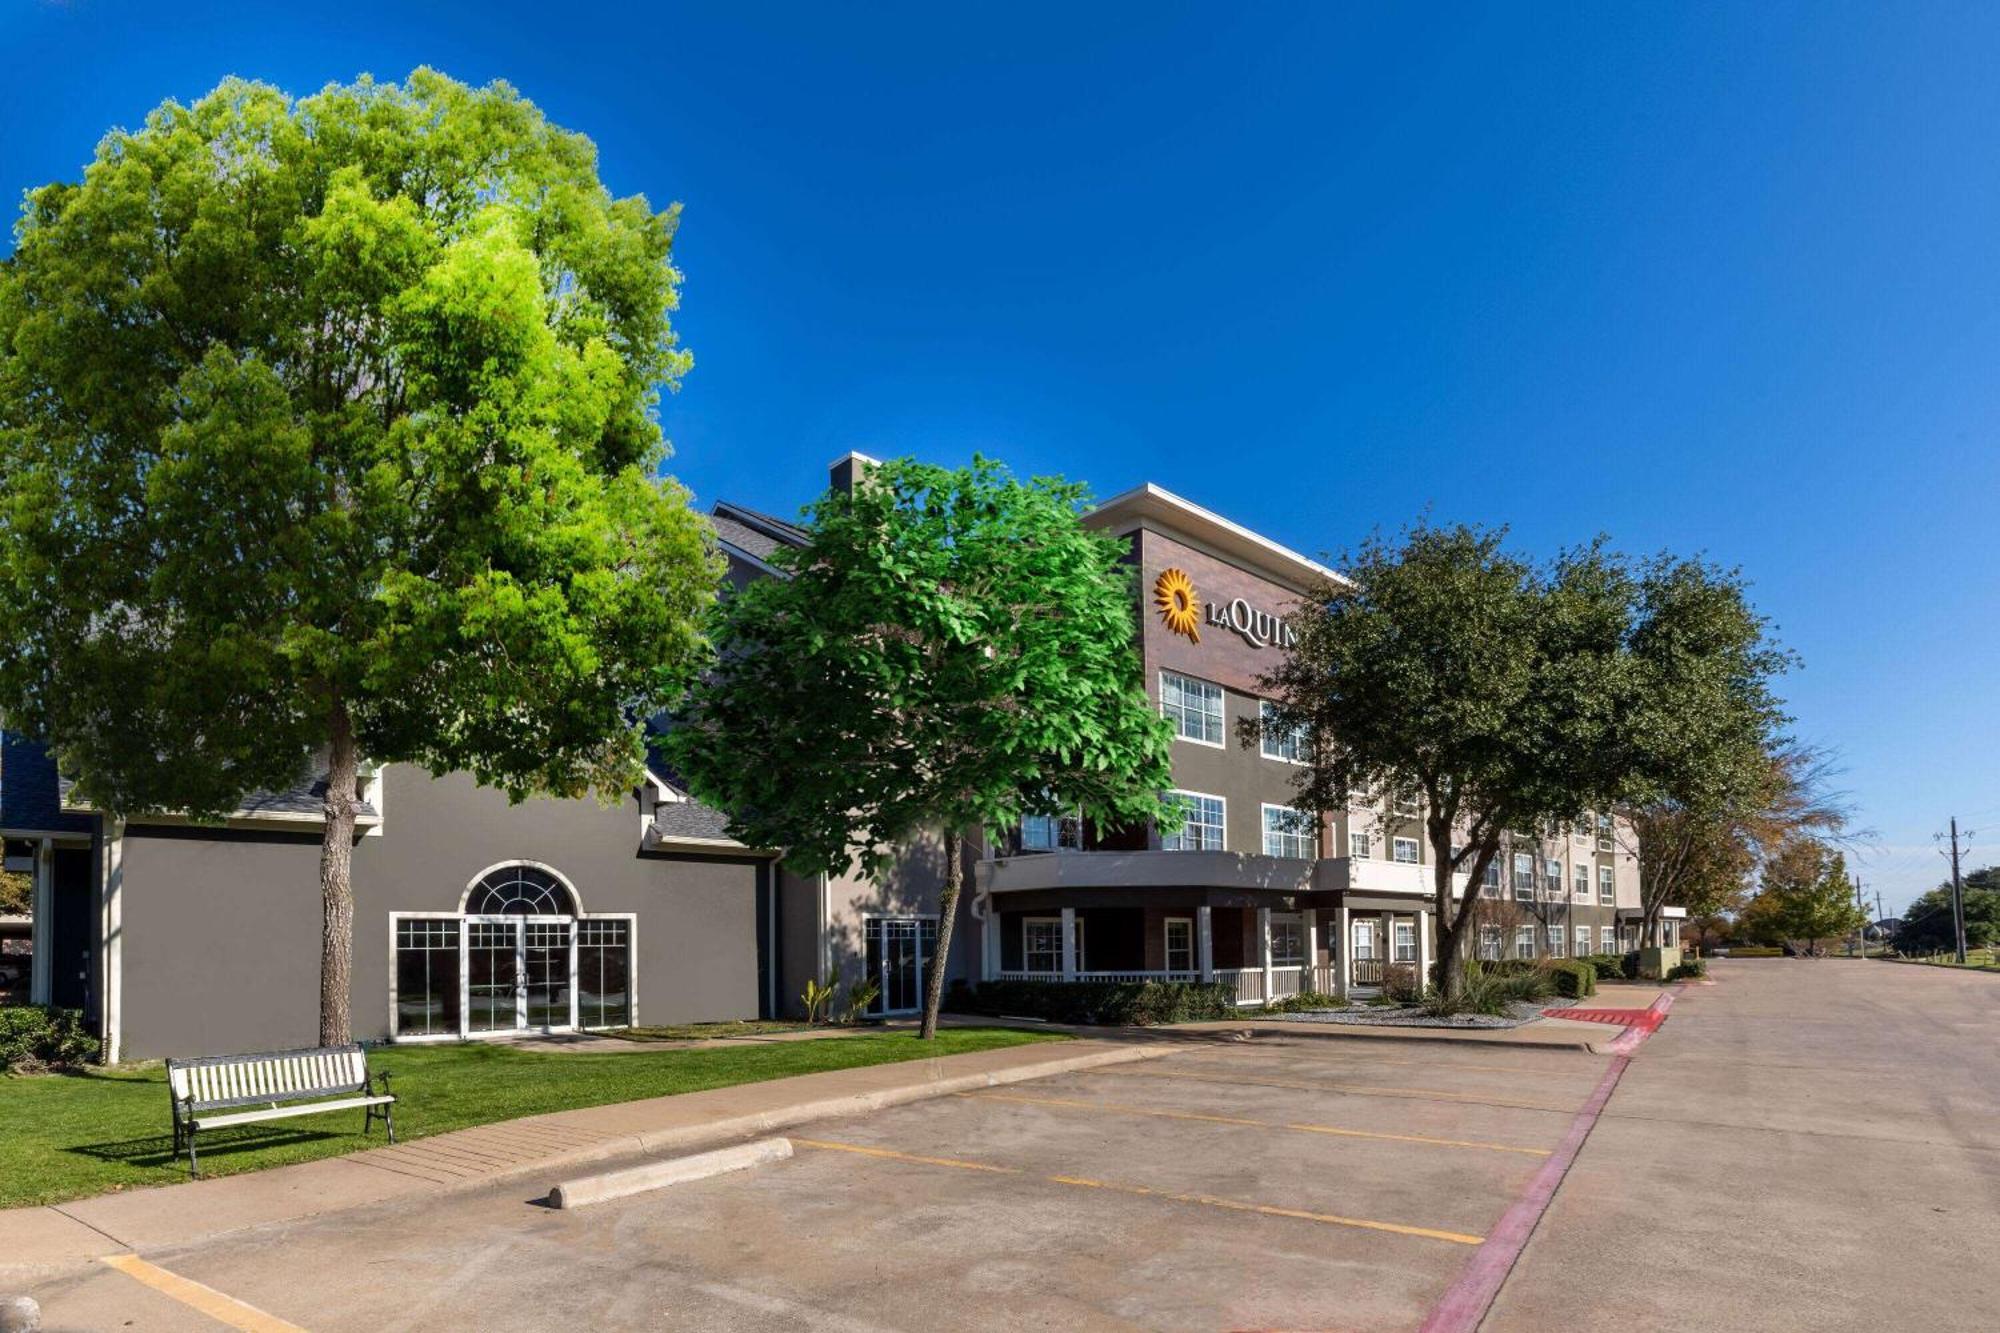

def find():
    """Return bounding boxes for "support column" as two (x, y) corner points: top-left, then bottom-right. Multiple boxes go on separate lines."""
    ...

(1417, 905), (1432, 988)
(29, 839), (52, 1006)
(1335, 903), (1351, 999)
(1196, 905), (1214, 981)
(1301, 908), (1319, 991)
(1257, 906), (1274, 1002)
(981, 904), (998, 981)
(1060, 907), (1077, 981)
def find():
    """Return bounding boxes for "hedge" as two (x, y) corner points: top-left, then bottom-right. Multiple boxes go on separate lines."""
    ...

(1, 1006), (100, 1073)
(1726, 946), (1784, 957)
(947, 978), (1237, 1026)
(1478, 958), (1597, 999)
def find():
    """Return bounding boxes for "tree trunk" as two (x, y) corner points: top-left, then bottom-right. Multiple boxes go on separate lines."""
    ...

(319, 700), (358, 1047)
(919, 827), (962, 1040)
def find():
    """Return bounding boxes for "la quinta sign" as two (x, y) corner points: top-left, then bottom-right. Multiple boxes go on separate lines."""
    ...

(1153, 567), (1296, 650)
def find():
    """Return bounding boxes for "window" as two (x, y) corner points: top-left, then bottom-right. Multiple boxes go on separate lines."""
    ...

(394, 918), (461, 1037)
(1023, 918), (1064, 974)
(1271, 917), (1306, 966)
(1163, 791), (1225, 851)
(1574, 863), (1591, 902)
(1165, 918), (1194, 975)
(1543, 858), (1564, 898)
(1512, 852), (1536, 901)
(1263, 805), (1315, 860)
(1575, 925), (1592, 957)
(1020, 811), (1081, 852)
(1573, 820), (1591, 845)
(1393, 920), (1417, 962)
(1392, 795), (1421, 819)
(1259, 700), (1305, 763)
(1349, 830), (1371, 859)
(466, 864), (574, 916)
(1599, 865), (1616, 905)
(1160, 671), (1224, 745)
(1601, 925), (1617, 953)
(1596, 813), (1615, 852)
(576, 919), (631, 1028)
(1392, 836), (1420, 864)
(1547, 925), (1566, 958)
(1479, 925), (1503, 961)
(1482, 859), (1502, 895)
(1515, 925), (1537, 960)
(1351, 919), (1377, 960)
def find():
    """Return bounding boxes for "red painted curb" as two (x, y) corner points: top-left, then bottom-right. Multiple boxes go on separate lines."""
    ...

(1419, 987), (1680, 1332)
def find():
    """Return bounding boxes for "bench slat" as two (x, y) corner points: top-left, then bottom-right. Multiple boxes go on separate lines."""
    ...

(192, 1095), (393, 1131)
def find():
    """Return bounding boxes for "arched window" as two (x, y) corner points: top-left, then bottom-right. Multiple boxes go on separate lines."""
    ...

(465, 864), (576, 916)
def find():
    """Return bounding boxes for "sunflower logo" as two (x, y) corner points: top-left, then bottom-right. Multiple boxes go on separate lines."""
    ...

(1154, 567), (1201, 642)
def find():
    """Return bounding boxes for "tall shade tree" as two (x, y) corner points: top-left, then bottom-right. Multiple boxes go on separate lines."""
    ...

(1620, 740), (1851, 946)
(1257, 524), (1789, 996)
(665, 457), (1177, 1038)
(1736, 839), (1867, 954)
(0, 71), (718, 1044)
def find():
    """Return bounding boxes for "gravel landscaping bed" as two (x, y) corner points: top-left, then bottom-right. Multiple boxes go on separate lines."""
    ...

(1259, 996), (1577, 1029)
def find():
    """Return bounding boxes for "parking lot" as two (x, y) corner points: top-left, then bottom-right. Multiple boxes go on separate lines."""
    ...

(28, 962), (2000, 1331)
(32, 1033), (1612, 1331)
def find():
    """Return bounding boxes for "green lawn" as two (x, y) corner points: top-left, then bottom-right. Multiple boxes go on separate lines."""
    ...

(606, 1020), (820, 1041)
(0, 1027), (1062, 1209)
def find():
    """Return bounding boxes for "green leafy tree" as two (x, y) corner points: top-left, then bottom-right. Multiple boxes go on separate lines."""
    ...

(1739, 839), (1867, 954)
(0, 71), (717, 1044)
(665, 457), (1177, 1038)
(1894, 871), (2000, 954)
(1258, 524), (1788, 996)
(0, 870), (28, 917)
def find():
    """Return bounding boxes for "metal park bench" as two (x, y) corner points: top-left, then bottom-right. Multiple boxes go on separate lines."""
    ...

(166, 1043), (397, 1178)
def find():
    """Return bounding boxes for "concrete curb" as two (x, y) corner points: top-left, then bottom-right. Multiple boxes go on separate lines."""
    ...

(549, 1138), (794, 1209)
(1188, 1021), (1601, 1054)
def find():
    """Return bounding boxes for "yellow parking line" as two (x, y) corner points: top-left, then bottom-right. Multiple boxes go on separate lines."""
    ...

(795, 1138), (1483, 1246)
(101, 1254), (307, 1332)
(1120, 1066), (1577, 1114)
(963, 1090), (1550, 1157)
(1047, 1175), (1484, 1246)
(790, 1137), (1019, 1173)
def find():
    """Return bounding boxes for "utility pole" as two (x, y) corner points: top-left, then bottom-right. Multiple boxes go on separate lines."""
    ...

(1944, 818), (1970, 964)
(1853, 877), (1866, 958)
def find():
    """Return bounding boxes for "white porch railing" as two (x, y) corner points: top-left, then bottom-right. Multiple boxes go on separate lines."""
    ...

(994, 965), (1340, 1006)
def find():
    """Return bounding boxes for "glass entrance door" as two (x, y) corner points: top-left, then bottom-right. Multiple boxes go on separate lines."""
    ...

(467, 919), (522, 1033)
(523, 921), (573, 1028)
(865, 917), (938, 1016)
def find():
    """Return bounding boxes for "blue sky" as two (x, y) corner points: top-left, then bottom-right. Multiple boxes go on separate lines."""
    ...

(6, 2), (1995, 911)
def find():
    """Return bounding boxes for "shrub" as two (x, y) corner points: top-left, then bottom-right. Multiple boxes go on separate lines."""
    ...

(1422, 968), (1513, 1017)
(1263, 991), (1345, 1013)
(1542, 959), (1597, 999)
(947, 979), (1237, 1026)
(1, 1006), (99, 1073)
(1580, 953), (1625, 981)
(1726, 946), (1783, 957)
(1382, 964), (1423, 1003)
(1665, 958), (1708, 981)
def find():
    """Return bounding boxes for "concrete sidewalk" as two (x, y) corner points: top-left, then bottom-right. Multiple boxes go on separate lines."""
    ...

(0, 1038), (1163, 1284)
(1170, 985), (1668, 1053)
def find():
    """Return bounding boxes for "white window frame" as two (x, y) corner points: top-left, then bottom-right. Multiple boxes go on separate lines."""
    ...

(1547, 925), (1566, 958)
(1349, 829), (1371, 859)
(1022, 917), (1064, 974)
(1392, 920), (1417, 963)
(1258, 700), (1306, 764)
(1515, 925), (1537, 960)
(389, 908), (638, 1043)
(1543, 858), (1564, 899)
(1164, 917), (1195, 975)
(1392, 836), (1420, 864)
(1575, 924), (1593, 956)
(1596, 813), (1615, 853)
(1601, 925), (1618, 953)
(1573, 863), (1591, 902)
(1482, 858), (1502, 895)
(1262, 804), (1315, 860)
(1512, 852), (1536, 901)
(1599, 865), (1616, 905)
(1479, 925), (1503, 961)
(1020, 809), (1082, 853)
(1351, 919), (1377, 960)
(1271, 914), (1306, 967)
(1163, 790), (1226, 852)
(863, 915), (940, 1016)
(1160, 671), (1225, 747)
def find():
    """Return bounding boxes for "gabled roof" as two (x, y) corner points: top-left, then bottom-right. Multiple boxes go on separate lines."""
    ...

(1085, 482), (1347, 593)
(712, 500), (810, 550)
(2, 729), (377, 829)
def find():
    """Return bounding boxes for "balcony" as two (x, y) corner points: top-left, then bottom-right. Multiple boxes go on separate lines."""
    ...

(1313, 856), (1469, 899)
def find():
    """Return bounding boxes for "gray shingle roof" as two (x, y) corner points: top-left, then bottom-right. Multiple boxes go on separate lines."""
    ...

(711, 512), (790, 564)
(1, 730), (376, 826)
(1, 733), (93, 834)
(650, 798), (737, 843)
(712, 501), (809, 549)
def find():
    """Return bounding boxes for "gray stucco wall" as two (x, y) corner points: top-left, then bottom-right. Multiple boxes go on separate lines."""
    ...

(117, 767), (770, 1061)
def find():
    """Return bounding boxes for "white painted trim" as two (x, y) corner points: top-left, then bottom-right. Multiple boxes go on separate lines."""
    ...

(1163, 916), (1195, 974)
(1158, 670), (1227, 749)
(458, 859), (586, 915)
(1259, 802), (1314, 860)
(1021, 915), (1064, 976)
(388, 908), (637, 1042)
(1086, 481), (1346, 587)
(100, 820), (124, 1064)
